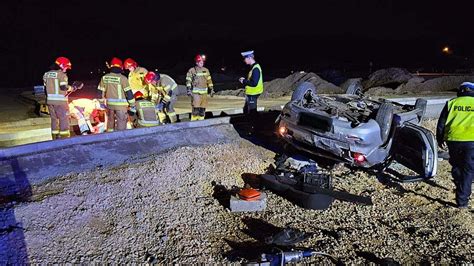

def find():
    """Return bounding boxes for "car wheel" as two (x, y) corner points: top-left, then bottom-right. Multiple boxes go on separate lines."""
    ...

(375, 102), (394, 143)
(345, 80), (363, 96)
(415, 98), (427, 121)
(291, 82), (316, 101)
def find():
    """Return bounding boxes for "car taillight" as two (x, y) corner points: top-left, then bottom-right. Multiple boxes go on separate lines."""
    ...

(352, 152), (366, 164)
(278, 126), (287, 135)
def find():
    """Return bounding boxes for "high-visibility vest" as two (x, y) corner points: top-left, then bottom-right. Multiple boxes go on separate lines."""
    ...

(445, 96), (474, 141)
(135, 100), (160, 127)
(245, 64), (263, 96)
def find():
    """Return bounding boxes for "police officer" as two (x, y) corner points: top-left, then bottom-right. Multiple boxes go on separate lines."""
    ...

(43, 57), (74, 139)
(98, 57), (135, 132)
(239, 50), (263, 133)
(186, 54), (214, 121)
(436, 81), (474, 209)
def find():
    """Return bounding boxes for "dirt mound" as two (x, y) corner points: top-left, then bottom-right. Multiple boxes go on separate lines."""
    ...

(363, 68), (414, 89)
(366, 75), (474, 96)
(217, 72), (343, 98)
(262, 72), (343, 98)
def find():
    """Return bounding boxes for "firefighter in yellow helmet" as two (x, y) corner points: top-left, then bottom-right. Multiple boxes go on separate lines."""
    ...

(436, 82), (474, 209)
(144, 71), (178, 123)
(98, 57), (135, 132)
(124, 58), (149, 97)
(186, 54), (214, 121)
(43, 57), (78, 139)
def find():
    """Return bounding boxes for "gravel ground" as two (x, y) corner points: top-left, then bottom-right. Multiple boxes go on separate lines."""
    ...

(1, 121), (473, 264)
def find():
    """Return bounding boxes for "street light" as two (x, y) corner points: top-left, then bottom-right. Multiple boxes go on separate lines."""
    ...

(442, 46), (452, 55)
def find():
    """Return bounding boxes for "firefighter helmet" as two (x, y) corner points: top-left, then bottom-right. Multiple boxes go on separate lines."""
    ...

(195, 54), (206, 63)
(124, 58), (138, 70)
(144, 71), (160, 84)
(110, 57), (123, 69)
(134, 91), (144, 99)
(55, 57), (72, 71)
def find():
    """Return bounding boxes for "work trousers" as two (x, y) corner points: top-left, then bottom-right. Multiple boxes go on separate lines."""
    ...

(107, 108), (128, 131)
(447, 141), (474, 207)
(48, 104), (70, 138)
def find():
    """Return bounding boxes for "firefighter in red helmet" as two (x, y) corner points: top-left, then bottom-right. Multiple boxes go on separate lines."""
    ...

(43, 57), (75, 139)
(98, 57), (135, 131)
(185, 54), (214, 121)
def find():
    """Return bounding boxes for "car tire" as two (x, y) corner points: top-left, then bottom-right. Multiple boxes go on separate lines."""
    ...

(345, 80), (363, 96)
(415, 98), (427, 121)
(291, 82), (316, 101)
(375, 102), (394, 144)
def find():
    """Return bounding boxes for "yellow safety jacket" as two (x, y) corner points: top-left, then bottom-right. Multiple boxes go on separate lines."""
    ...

(147, 83), (168, 105)
(445, 96), (474, 141)
(245, 64), (263, 96)
(128, 67), (148, 95)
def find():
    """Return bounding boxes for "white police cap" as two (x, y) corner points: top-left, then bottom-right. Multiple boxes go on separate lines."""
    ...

(241, 50), (254, 57)
(461, 82), (474, 89)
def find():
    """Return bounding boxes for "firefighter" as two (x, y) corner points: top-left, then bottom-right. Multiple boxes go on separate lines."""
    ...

(132, 91), (160, 127)
(68, 98), (106, 135)
(436, 81), (474, 209)
(239, 50), (263, 115)
(98, 57), (135, 132)
(124, 58), (149, 97)
(144, 71), (178, 123)
(186, 54), (214, 121)
(43, 57), (74, 139)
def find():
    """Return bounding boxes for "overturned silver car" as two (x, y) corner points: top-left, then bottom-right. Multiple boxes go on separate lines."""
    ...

(276, 82), (438, 179)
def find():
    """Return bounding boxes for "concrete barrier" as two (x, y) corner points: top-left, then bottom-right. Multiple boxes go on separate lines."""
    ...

(0, 117), (239, 191)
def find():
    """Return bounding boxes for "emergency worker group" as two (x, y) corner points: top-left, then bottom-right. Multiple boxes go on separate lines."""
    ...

(43, 51), (473, 209)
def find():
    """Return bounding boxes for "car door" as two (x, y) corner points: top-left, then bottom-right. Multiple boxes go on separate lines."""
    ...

(392, 122), (438, 178)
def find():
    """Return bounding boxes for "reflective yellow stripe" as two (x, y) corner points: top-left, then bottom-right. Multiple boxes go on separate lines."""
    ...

(192, 87), (208, 94)
(51, 130), (59, 134)
(54, 79), (59, 94)
(107, 129), (114, 132)
(123, 86), (131, 92)
(47, 94), (67, 101)
(186, 77), (192, 80)
(118, 84), (122, 99)
(59, 130), (70, 136)
(59, 82), (68, 86)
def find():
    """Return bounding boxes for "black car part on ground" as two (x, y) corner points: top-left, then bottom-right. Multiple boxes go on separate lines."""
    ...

(259, 155), (373, 210)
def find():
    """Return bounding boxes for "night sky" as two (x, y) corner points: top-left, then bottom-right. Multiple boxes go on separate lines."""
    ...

(1, 0), (473, 87)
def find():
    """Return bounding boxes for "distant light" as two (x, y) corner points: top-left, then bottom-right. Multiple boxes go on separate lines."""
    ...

(442, 46), (452, 54)
(155, 69), (158, 72)
(90, 71), (93, 74)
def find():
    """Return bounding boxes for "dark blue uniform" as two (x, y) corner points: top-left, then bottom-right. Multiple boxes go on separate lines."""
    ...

(436, 89), (474, 208)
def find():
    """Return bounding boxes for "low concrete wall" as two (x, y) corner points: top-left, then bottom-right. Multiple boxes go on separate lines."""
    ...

(0, 117), (239, 196)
